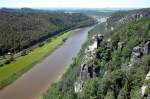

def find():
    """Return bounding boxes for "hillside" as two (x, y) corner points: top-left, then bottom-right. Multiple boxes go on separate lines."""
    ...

(78, 9), (150, 99)
(0, 9), (96, 55)
(43, 8), (150, 99)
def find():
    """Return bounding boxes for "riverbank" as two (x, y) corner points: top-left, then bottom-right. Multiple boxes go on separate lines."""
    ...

(42, 42), (88, 99)
(0, 27), (92, 99)
(0, 29), (77, 89)
(41, 27), (95, 99)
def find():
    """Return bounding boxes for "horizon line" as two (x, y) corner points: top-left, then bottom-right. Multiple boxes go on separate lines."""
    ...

(0, 7), (149, 10)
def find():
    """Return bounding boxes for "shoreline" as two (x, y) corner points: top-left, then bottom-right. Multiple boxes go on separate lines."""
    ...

(41, 37), (90, 99)
(0, 26), (95, 99)
(41, 26), (96, 99)
(0, 29), (78, 89)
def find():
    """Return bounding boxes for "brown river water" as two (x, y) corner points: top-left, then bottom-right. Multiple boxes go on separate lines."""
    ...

(0, 26), (94, 99)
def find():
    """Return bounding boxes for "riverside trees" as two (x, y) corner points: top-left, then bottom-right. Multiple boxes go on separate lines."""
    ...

(0, 9), (96, 56)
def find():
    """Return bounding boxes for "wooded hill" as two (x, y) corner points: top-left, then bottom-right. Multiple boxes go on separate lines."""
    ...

(43, 8), (150, 99)
(79, 8), (150, 99)
(0, 8), (96, 55)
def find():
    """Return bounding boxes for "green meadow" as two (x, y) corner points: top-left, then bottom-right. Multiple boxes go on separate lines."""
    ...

(0, 30), (74, 88)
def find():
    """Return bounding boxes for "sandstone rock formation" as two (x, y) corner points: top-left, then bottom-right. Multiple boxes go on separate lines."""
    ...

(130, 46), (143, 64)
(74, 34), (102, 93)
(144, 41), (150, 55)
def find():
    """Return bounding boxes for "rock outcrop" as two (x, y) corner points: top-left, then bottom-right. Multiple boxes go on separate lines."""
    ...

(121, 41), (150, 98)
(122, 41), (150, 69)
(131, 42), (150, 97)
(144, 41), (150, 55)
(141, 70), (150, 98)
(129, 41), (150, 66)
(74, 81), (83, 93)
(130, 46), (143, 64)
(74, 34), (102, 93)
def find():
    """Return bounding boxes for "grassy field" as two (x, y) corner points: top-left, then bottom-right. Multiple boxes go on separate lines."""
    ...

(0, 30), (74, 89)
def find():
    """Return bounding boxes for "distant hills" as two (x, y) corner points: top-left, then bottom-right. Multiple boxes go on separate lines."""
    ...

(0, 7), (119, 16)
(0, 8), (53, 13)
(0, 8), (96, 55)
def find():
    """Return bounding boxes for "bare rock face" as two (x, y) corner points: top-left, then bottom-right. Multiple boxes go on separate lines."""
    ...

(134, 13), (144, 20)
(80, 64), (100, 82)
(130, 41), (150, 65)
(130, 46), (143, 63)
(74, 35), (102, 93)
(144, 41), (150, 55)
(74, 81), (83, 93)
(125, 41), (150, 69)
(80, 64), (90, 82)
(74, 63), (100, 93)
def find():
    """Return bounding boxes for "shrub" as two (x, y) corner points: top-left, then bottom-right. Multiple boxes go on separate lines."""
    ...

(39, 43), (45, 47)
(62, 38), (67, 42)
(10, 55), (14, 61)
(21, 50), (28, 56)
(0, 64), (4, 67)
(5, 60), (11, 64)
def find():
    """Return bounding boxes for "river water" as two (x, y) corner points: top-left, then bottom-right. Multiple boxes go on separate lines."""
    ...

(0, 26), (94, 99)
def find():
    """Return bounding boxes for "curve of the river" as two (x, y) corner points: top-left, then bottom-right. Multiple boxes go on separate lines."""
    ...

(0, 26), (94, 99)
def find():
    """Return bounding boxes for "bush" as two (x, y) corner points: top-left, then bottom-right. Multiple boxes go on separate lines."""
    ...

(0, 64), (4, 67)
(5, 60), (11, 64)
(62, 38), (67, 42)
(21, 50), (28, 56)
(47, 38), (51, 43)
(39, 43), (45, 47)
(10, 55), (14, 61)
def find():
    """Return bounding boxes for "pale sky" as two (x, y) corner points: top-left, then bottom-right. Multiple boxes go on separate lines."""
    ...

(0, 0), (150, 9)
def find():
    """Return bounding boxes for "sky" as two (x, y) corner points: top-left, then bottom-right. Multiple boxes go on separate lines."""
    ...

(0, 0), (150, 9)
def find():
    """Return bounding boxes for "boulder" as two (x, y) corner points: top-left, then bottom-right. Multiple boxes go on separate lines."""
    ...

(118, 42), (124, 50)
(74, 81), (83, 93)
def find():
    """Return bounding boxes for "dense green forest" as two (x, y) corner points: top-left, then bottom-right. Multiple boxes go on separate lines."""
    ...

(0, 8), (96, 55)
(43, 8), (150, 99)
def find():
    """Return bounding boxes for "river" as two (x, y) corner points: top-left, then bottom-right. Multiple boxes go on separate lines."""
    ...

(0, 26), (94, 99)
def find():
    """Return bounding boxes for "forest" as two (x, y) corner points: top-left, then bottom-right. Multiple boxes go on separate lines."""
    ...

(43, 8), (150, 99)
(0, 8), (96, 55)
